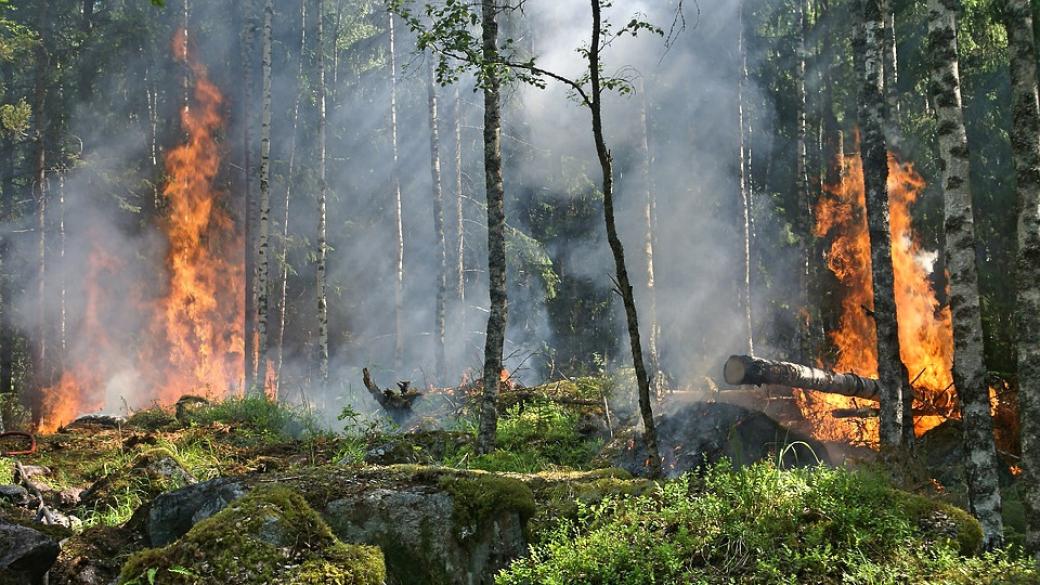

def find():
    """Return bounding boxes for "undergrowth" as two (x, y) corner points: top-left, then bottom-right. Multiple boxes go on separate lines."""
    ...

(498, 461), (1039, 584)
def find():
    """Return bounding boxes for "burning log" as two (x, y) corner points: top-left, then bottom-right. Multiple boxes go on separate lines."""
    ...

(723, 355), (882, 401)
(362, 368), (422, 422)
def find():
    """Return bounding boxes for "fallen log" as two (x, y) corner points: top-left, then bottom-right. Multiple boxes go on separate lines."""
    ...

(723, 355), (882, 401)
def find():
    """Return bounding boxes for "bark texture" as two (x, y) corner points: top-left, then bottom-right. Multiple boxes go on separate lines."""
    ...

(315, 0), (329, 383)
(859, 0), (908, 450)
(31, 0), (50, 422)
(738, 0), (754, 357)
(927, 0), (1004, 548)
(254, 0), (273, 395)
(588, 0), (661, 478)
(724, 355), (883, 400)
(476, 0), (508, 455)
(389, 12), (405, 372)
(427, 56), (447, 384)
(638, 80), (663, 393)
(1004, 0), (1040, 560)
(241, 0), (258, 393)
(454, 85), (466, 343)
(276, 0), (308, 396)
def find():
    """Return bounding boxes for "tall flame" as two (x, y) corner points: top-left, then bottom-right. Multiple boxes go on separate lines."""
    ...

(37, 30), (244, 432)
(799, 148), (955, 444)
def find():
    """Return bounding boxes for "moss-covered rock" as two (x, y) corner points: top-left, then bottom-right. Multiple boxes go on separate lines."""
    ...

(81, 449), (196, 517)
(118, 485), (385, 585)
(891, 489), (983, 555)
(125, 408), (180, 432)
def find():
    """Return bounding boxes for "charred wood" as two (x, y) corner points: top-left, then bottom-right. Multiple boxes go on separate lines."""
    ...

(724, 355), (882, 401)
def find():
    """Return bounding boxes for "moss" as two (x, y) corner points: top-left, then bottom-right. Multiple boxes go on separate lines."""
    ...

(891, 488), (983, 555)
(0, 457), (13, 484)
(126, 407), (179, 431)
(437, 471), (536, 542)
(118, 485), (384, 585)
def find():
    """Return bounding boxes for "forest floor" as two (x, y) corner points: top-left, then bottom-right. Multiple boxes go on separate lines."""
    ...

(0, 380), (1038, 584)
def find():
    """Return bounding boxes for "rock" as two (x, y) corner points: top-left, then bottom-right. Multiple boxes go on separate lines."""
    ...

(59, 487), (84, 506)
(0, 484), (29, 505)
(145, 465), (535, 585)
(0, 520), (60, 584)
(121, 485), (385, 585)
(608, 401), (829, 477)
(146, 477), (247, 546)
(64, 414), (127, 430)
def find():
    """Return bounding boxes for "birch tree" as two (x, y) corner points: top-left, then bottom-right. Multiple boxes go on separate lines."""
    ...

(427, 55), (447, 384)
(31, 0), (49, 422)
(254, 0), (273, 395)
(859, 0), (909, 450)
(1003, 0), (1040, 559)
(316, 0), (329, 384)
(926, 0), (1004, 548)
(388, 12), (405, 373)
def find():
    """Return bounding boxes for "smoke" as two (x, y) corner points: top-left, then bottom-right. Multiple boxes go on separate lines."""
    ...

(4, 0), (802, 427)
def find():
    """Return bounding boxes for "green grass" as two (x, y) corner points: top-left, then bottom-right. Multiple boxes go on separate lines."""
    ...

(498, 462), (1038, 585)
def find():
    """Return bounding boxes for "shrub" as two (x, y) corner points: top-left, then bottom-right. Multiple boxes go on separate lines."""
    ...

(497, 462), (1038, 584)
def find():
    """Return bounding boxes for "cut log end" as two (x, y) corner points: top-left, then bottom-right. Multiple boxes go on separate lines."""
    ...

(723, 355), (751, 385)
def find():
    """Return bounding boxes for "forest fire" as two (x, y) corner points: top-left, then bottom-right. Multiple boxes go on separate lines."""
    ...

(36, 30), (244, 432)
(798, 151), (955, 444)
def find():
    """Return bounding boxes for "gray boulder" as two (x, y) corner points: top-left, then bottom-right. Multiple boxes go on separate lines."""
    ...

(0, 520), (60, 584)
(146, 477), (247, 546)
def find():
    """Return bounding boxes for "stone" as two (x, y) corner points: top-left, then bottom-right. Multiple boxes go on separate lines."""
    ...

(0, 484), (29, 505)
(0, 520), (60, 584)
(146, 477), (247, 546)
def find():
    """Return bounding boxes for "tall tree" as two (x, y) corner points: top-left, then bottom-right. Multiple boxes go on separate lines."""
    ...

(638, 78), (663, 392)
(276, 0), (308, 396)
(454, 84), (466, 353)
(795, 0), (811, 360)
(316, 0), (329, 384)
(254, 0), (273, 395)
(1003, 0), (1040, 560)
(738, 0), (754, 357)
(586, 0), (661, 476)
(926, 0), (1004, 548)
(241, 0), (259, 393)
(388, 12), (405, 373)
(475, 0), (508, 455)
(859, 0), (908, 450)
(427, 54), (447, 384)
(31, 0), (50, 424)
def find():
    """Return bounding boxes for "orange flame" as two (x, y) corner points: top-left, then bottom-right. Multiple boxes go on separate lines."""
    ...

(798, 147), (955, 444)
(37, 30), (244, 431)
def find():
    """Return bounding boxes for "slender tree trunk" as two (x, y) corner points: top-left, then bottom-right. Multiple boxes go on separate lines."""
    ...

(637, 79), (663, 394)
(79, 0), (95, 101)
(926, 0), (1005, 548)
(454, 85), (466, 351)
(860, 0), (908, 450)
(427, 56), (448, 384)
(316, 0), (329, 383)
(882, 1), (901, 117)
(0, 126), (11, 422)
(796, 0), (811, 327)
(738, 0), (754, 357)
(31, 0), (50, 424)
(388, 12), (405, 372)
(475, 0), (508, 455)
(1005, 0), (1040, 561)
(254, 0), (273, 396)
(58, 172), (66, 370)
(276, 0), (308, 397)
(588, 0), (661, 478)
(241, 0), (258, 393)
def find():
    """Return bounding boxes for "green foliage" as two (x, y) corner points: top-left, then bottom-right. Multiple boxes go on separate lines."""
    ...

(436, 472), (537, 542)
(183, 396), (322, 440)
(497, 462), (1035, 584)
(446, 402), (602, 473)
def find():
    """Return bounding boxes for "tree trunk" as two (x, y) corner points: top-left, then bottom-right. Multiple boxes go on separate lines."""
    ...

(796, 0), (811, 356)
(316, 0), (329, 383)
(241, 0), (258, 393)
(254, 0), (273, 396)
(638, 79), (663, 393)
(927, 0), (1004, 548)
(738, 1), (754, 357)
(882, 0), (901, 121)
(31, 0), (50, 424)
(388, 12), (405, 373)
(454, 85), (466, 347)
(475, 0), (508, 455)
(1005, 0), (1040, 561)
(724, 355), (883, 400)
(588, 0), (661, 478)
(79, 0), (95, 101)
(276, 0), (308, 397)
(427, 55), (448, 384)
(859, 0), (908, 450)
